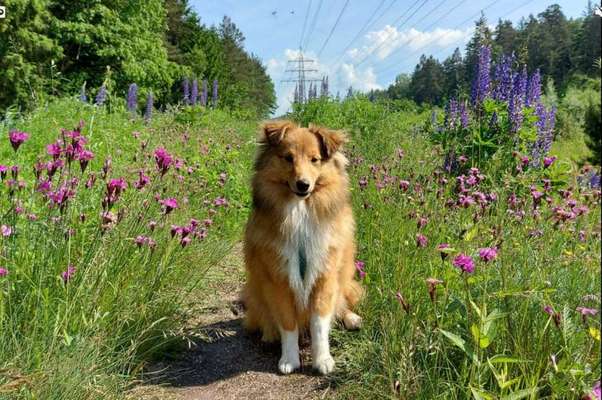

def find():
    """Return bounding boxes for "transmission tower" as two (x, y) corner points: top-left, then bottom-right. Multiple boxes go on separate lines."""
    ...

(281, 49), (323, 104)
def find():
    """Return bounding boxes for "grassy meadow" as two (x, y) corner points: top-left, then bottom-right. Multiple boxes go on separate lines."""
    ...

(0, 93), (600, 399)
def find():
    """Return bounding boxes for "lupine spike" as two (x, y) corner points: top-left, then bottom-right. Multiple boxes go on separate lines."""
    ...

(191, 79), (198, 105)
(212, 79), (218, 107)
(144, 92), (153, 122)
(95, 84), (107, 106)
(127, 83), (138, 114)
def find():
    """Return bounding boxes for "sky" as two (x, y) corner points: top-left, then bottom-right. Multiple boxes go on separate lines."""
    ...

(189, 0), (591, 115)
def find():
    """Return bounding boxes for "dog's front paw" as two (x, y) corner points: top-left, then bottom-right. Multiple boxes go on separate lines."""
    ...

(278, 353), (300, 374)
(313, 354), (335, 375)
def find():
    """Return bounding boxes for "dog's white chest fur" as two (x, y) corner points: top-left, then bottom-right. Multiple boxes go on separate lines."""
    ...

(279, 200), (331, 308)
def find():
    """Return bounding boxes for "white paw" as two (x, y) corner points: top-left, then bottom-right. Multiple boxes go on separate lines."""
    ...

(278, 354), (300, 374)
(343, 312), (362, 330)
(313, 354), (335, 375)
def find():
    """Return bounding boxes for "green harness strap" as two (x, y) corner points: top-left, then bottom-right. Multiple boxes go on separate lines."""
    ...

(298, 243), (307, 280)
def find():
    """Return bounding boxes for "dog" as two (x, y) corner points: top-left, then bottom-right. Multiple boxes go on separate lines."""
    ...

(242, 120), (363, 375)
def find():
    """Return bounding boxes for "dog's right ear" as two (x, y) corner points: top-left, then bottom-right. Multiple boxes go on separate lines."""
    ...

(260, 120), (296, 146)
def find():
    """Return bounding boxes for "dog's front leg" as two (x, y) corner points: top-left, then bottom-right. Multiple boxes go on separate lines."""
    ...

(310, 272), (338, 375)
(267, 281), (300, 374)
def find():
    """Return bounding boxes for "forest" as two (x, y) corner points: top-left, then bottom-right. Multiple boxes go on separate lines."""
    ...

(0, 0), (277, 117)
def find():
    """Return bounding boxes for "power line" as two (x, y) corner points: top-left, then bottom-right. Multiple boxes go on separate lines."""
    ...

(333, 0), (389, 64)
(317, 0), (351, 58)
(299, 0), (313, 49)
(375, 0), (537, 75)
(353, 0), (430, 68)
(372, 0), (471, 73)
(302, 0), (324, 50)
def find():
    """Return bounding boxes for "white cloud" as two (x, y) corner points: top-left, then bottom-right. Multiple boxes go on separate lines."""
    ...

(350, 25), (474, 61)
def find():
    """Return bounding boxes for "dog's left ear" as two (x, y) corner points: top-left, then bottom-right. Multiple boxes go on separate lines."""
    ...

(261, 120), (296, 146)
(309, 125), (348, 159)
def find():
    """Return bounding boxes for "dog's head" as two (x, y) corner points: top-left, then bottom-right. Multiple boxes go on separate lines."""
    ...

(255, 120), (347, 199)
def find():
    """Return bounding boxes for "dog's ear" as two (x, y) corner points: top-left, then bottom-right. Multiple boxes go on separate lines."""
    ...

(260, 120), (296, 146)
(309, 125), (348, 159)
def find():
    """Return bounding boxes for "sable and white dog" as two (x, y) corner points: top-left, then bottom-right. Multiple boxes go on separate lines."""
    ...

(242, 120), (363, 375)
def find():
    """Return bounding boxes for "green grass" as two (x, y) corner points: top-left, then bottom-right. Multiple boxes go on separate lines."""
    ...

(0, 97), (599, 399)
(291, 99), (600, 399)
(0, 99), (256, 399)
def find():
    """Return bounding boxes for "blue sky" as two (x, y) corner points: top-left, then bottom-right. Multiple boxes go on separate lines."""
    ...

(189, 0), (590, 114)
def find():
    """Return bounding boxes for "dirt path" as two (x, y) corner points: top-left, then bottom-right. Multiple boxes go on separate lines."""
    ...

(131, 246), (335, 400)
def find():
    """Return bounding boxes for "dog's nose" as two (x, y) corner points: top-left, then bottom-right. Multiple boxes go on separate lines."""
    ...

(296, 180), (310, 193)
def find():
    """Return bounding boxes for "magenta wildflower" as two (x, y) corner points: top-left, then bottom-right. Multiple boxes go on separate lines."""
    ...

(160, 198), (178, 214)
(416, 233), (428, 248)
(399, 180), (410, 191)
(61, 265), (76, 283)
(452, 254), (474, 273)
(425, 278), (443, 302)
(180, 236), (192, 248)
(396, 292), (411, 313)
(576, 307), (598, 322)
(543, 156), (556, 169)
(134, 170), (150, 190)
(1, 225), (12, 237)
(0, 267), (8, 277)
(154, 147), (173, 176)
(9, 130), (29, 151)
(417, 217), (428, 229)
(543, 305), (562, 328)
(355, 260), (366, 280)
(214, 197), (228, 207)
(77, 149), (94, 172)
(0, 165), (7, 180)
(135, 235), (147, 248)
(478, 247), (498, 262)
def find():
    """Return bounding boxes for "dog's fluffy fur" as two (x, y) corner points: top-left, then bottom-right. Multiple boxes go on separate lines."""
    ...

(242, 120), (363, 375)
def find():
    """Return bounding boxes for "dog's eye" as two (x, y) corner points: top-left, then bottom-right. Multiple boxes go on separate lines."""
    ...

(311, 157), (320, 163)
(284, 154), (294, 162)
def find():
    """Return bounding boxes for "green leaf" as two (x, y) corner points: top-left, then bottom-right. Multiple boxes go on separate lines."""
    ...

(465, 225), (479, 241)
(488, 356), (528, 364)
(471, 387), (495, 400)
(500, 387), (539, 400)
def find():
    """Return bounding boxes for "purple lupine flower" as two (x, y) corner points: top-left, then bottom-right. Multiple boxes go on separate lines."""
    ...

(0, 267), (7, 277)
(201, 79), (208, 106)
(8, 130), (29, 151)
(530, 104), (556, 167)
(191, 79), (199, 105)
(212, 79), (218, 107)
(508, 66), (527, 132)
(127, 83), (138, 114)
(459, 101), (469, 128)
(95, 84), (107, 106)
(182, 78), (190, 105)
(492, 53), (514, 101)
(452, 254), (474, 273)
(79, 83), (87, 103)
(526, 69), (541, 107)
(478, 247), (498, 262)
(445, 99), (459, 129)
(61, 265), (76, 283)
(471, 45), (492, 105)
(144, 92), (153, 122)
